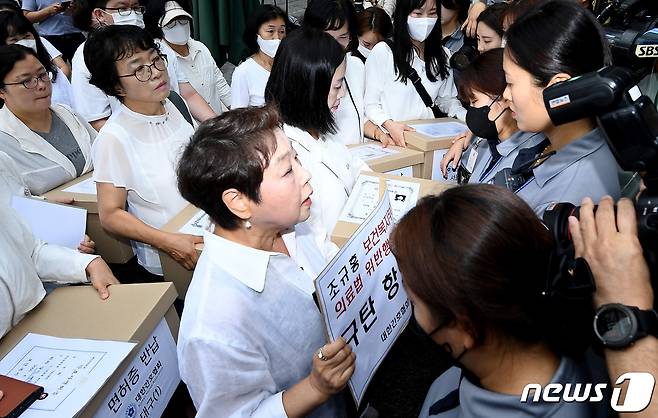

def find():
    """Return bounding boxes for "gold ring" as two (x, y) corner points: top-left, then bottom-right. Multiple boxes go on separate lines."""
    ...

(317, 348), (328, 361)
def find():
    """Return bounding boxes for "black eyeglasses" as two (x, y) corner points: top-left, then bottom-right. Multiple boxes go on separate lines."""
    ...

(3, 71), (53, 89)
(118, 55), (168, 82)
(102, 6), (145, 15)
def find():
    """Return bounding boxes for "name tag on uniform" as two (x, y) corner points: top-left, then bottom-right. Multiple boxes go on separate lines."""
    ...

(465, 147), (479, 173)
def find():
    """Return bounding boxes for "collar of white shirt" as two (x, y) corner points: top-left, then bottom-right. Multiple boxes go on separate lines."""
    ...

(175, 40), (201, 61)
(202, 230), (280, 293)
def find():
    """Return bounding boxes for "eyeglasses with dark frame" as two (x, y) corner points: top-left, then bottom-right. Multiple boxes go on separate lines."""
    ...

(118, 55), (168, 82)
(3, 71), (53, 89)
(102, 6), (145, 15)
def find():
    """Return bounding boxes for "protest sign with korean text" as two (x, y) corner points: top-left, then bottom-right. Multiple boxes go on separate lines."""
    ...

(315, 193), (411, 405)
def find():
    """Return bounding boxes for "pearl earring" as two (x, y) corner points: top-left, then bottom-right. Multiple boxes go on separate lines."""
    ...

(245, 220), (252, 229)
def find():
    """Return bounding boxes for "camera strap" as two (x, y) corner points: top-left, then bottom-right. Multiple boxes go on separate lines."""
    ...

(408, 67), (444, 118)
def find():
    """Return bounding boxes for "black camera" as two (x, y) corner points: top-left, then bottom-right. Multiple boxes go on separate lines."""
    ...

(449, 36), (478, 72)
(540, 63), (658, 299)
(595, 0), (658, 77)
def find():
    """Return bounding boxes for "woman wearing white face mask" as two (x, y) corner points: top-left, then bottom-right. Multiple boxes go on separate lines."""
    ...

(0, 11), (73, 107)
(364, 0), (466, 147)
(158, 1), (231, 116)
(69, 0), (216, 131)
(353, 7), (392, 63)
(231, 4), (290, 109)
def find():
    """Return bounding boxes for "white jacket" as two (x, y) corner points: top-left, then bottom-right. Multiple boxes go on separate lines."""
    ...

(284, 124), (370, 251)
(0, 103), (95, 194)
(0, 153), (97, 338)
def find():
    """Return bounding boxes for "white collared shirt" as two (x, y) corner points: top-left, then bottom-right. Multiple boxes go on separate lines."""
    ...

(71, 39), (185, 123)
(173, 39), (231, 115)
(364, 42), (466, 126)
(0, 104), (95, 195)
(0, 155), (97, 338)
(327, 55), (366, 145)
(91, 100), (192, 275)
(230, 57), (270, 109)
(178, 230), (345, 418)
(284, 124), (370, 251)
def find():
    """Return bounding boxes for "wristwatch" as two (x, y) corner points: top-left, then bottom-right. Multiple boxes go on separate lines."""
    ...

(594, 303), (658, 349)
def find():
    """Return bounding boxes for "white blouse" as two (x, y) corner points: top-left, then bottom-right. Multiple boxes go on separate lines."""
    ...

(364, 41), (466, 126)
(230, 57), (270, 109)
(173, 39), (231, 115)
(91, 100), (193, 275)
(178, 230), (345, 417)
(328, 55), (366, 145)
(284, 124), (370, 251)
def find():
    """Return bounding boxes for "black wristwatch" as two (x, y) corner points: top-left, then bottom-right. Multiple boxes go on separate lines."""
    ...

(594, 304), (658, 349)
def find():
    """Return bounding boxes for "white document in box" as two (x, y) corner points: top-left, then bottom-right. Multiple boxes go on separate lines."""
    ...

(62, 176), (97, 195)
(431, 149), (459, 183)
(339, 175), (420, 224)
(178, 210), (209, 236)
(0, 334), (136, 418)
(349, 143), (400, 162)
(11, 195), (87, 249)
(315, 193), (411, 405)
(409, 121), (467, 138)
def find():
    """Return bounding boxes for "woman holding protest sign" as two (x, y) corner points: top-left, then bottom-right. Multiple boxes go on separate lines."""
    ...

(176, 105), (354, 417)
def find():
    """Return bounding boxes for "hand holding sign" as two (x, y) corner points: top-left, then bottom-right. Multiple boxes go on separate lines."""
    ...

(309, 338), (356, 398)
(315, 192), (411, 405)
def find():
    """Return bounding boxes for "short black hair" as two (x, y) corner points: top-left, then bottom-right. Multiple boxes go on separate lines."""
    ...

(84, 25), (161, 99)
(177, 105), (280, 230)
(243, 4), (292, 54)
(505, 0), (610, 87)
(72, 0), (109, 32)
(0, 44), (44, 107)
(303, 0), (359, 53)
(265, 28), (345, 136)
(0, 11), (58, 84)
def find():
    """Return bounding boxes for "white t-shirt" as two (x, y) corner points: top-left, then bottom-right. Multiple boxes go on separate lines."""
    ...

(37, 38), (73, 107)
(91, 100), (193, 275)
(364, 42), (466, 126)
(41, 38), (61, 60)
(173, 39), (231, 115)
(284, 124), (370, 251)
(230, 57), (270, 109)
(328, 55), (366, 145)
(71, 39), (185, 123)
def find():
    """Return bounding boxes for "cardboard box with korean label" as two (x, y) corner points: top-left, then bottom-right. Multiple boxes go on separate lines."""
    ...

(331, 172), (453, 247)
(401, 118), (469, 181)
(159, 205), (206, 299)
(348, 142), (424, 178)
(0, 283), (180, 418)
(43, 172), (134, 264)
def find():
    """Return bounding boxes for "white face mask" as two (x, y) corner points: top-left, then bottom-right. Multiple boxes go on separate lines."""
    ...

(110, 10), (145, 28)
(407, 16), (437, 42)
(162, 21), (191, 45)
(257, 35), (281, 58)
(357, 43), (371, 58)
(15, 39), (37, 52)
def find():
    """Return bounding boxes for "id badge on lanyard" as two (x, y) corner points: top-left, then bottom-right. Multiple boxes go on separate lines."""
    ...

(465, 138), (484, 173)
